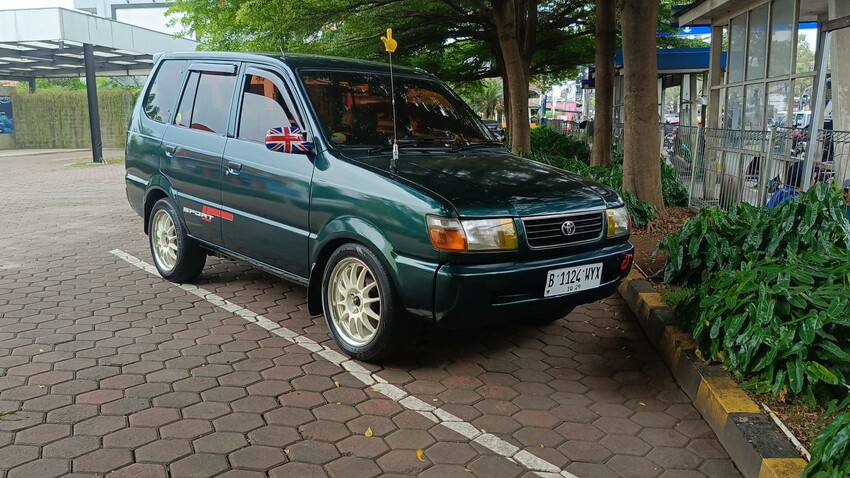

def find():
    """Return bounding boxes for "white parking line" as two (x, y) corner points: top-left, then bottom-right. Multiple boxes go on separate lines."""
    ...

(110, 249), (579, 478)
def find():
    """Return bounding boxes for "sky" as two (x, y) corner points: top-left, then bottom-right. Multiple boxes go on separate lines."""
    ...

(0, 0), (75, 9)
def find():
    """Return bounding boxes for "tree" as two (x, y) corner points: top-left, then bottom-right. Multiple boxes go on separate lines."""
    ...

(619, 0), (664, 210)
(591, 0), (615, 166)
(460, 78), (504, 120)
(169, 0), (596, 153)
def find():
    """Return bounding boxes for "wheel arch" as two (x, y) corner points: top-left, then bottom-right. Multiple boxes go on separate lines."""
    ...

(143, 187), (170, 235)
(306, 218), (400, 316)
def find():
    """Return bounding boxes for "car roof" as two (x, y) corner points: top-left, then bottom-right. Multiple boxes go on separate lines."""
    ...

(156, 51), (437, 79)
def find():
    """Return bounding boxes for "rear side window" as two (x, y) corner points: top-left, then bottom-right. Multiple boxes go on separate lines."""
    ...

(173, 70), (237, 136)
(143, 60), (188, 123)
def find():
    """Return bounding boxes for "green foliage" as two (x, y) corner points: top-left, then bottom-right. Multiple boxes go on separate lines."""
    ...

(168, 0), (597, 83)
(678, 251), (850, 404)
(660, 286), (692, 311)
(660, 159), (689, 207)
(11, 89), (135, 149)
(659, 184), (850, 286)
(803, 397), (850, 478)
(530, 127), (590, 163)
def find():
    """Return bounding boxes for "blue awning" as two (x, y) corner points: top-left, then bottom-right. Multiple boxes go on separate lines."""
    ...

(615, 48), (727, 73)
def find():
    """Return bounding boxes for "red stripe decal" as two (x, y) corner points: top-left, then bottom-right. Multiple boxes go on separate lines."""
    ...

(201, 206), (235, 222)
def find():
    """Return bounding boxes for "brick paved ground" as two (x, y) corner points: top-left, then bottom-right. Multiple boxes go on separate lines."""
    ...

(0, 152), (741, 477)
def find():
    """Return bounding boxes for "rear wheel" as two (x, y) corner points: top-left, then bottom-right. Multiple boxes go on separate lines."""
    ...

(149, 198), (206, 282)
(322, 243), (411, 361)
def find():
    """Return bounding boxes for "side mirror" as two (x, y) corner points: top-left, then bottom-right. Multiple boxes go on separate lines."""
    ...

(265, 126), (313, 155)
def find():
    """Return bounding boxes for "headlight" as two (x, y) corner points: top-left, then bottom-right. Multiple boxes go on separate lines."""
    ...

(427, 216), (518, 252)
(606, 207), (631, 238)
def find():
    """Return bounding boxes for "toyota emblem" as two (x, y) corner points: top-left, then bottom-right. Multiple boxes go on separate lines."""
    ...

(561, 221), (576, 236)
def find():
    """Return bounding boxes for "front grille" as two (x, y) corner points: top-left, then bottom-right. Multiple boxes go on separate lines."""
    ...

(522, 211), (604, 249)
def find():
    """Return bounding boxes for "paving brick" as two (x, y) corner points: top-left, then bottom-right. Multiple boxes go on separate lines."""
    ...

(103, 427), (159, 449)
(159, 418), (213, 439)
(194, 432), (249, 454)
(170, 453), (229, 478)
(7, 458), (69, 478)
(270, 462), (328, 478)
(42, 435), (100, 458)
(325, 456), (382, 478)
(135, 439), (193, 464)
(108, 463), (168, 478)
(14, 423), (70, 445)
(0, 444), (38, 468)
(74, 415), (126, 436)
(73, 448), (133, 474)
(285, 439), (340, 465)
(607, 455), (663, 478)
(229, 445), (287, 471)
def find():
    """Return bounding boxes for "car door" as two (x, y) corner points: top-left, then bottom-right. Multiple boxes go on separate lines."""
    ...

(160, 62), (239, 246)
(220, 65), (314, 278)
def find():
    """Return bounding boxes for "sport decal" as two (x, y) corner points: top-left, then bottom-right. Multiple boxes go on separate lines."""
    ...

(183, 206), (234, 223)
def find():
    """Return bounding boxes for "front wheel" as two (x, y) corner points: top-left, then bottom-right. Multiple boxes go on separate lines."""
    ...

(148, 198), (206, 283)
(321, 243), (411, 362)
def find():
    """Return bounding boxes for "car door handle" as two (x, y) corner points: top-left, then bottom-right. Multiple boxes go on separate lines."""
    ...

(163, 144), (177, 157)
(226, 162), (242, 175)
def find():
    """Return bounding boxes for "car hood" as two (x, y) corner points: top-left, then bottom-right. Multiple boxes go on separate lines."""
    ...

(341, 149), (618, 217)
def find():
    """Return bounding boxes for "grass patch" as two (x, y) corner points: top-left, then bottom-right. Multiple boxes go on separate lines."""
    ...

(70, 156), (125, 168)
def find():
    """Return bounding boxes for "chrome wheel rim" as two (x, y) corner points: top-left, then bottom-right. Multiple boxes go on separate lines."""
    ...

(152, 209), (178, 272)
(327, 257), (381, 347)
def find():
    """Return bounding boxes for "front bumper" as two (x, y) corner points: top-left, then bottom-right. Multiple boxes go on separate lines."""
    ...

(432, 241), (634, 328)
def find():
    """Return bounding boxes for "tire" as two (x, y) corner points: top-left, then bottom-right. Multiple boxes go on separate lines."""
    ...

(148, 198), (206, 283)
(321, 243), (411, 362)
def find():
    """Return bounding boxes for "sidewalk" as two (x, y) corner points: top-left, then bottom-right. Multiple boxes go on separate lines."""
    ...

(0, 148), (123, 160)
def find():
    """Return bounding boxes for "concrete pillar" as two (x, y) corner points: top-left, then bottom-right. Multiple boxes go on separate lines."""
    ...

(828, 0), (850, 183)
(707, 25), (724, 129)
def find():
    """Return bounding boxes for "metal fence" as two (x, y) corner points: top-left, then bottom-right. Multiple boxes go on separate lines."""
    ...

(548, 120), (849, 212)
(660, 124), (849, 211)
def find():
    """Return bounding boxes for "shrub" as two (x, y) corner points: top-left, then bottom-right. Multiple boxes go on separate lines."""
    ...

(529, 127), (590, 163)
(803, 399), (850, 478)
(678, 251), (850, 405)
(659, 183), (850, 286)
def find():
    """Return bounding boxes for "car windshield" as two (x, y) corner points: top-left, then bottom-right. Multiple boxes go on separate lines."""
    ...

(300, 70), (490, 147)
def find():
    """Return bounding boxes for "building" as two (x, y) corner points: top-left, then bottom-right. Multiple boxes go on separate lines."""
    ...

(73, 0), (184, 35)
(673, 0), (850, 199)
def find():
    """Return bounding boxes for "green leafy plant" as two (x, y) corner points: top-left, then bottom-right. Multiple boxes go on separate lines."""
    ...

(803, 397), (850, 478)
(659, 183), (850, 286)
(678, 251), (850, 406)
(529, 127), (590, 163)
(660, 159), (689, 207)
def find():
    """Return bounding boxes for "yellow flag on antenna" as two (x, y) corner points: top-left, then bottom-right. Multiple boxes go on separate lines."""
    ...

(381, 29), (397, 53)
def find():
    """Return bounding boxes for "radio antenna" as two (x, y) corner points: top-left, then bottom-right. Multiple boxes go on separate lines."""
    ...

(381, 29), (399, 175)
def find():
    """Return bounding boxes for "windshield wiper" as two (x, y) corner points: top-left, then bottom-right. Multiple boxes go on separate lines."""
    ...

(450, 140), (503, 152)
(367, 137), (453, 155)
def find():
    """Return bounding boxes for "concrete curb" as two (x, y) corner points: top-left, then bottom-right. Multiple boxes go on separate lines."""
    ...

(618, 270), (807, 478)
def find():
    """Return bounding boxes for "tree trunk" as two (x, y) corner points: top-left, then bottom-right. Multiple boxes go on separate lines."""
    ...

(619, 0), (664, 210)
(591, 0), (615, 166)
(492, 0), (531, 153)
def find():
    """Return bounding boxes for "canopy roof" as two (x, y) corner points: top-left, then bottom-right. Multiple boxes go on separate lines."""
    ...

(0, 7), (198, 81)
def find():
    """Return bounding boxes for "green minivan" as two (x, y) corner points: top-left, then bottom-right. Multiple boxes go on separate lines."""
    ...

(125, 52), (634, 361)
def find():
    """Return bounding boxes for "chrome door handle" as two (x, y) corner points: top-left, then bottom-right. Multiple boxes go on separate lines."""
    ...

(163, 144), (177, 157)
(226, 162), (242, 175)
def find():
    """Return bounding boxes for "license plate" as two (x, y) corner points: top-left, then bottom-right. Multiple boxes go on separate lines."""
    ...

(544, 263), (603, 297)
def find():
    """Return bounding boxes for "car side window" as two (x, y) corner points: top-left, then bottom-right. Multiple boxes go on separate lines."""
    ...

(237, 72), (301, 143)
(173, 69), (237, 136)
(143, 60), (188, 124)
